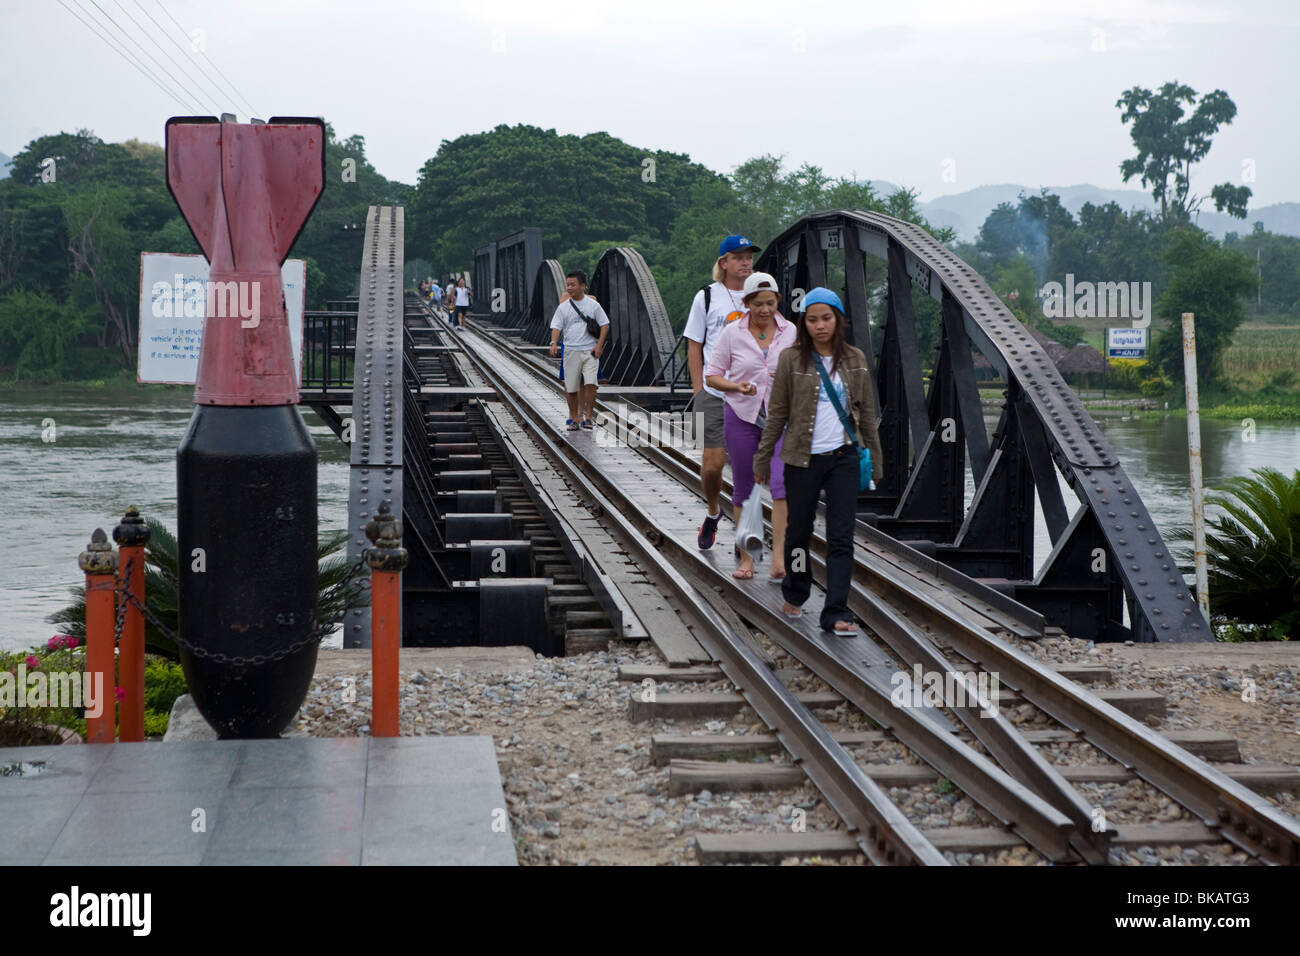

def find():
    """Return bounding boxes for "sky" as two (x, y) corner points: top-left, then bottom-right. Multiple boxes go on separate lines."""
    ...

(3, 0), (1298, 206)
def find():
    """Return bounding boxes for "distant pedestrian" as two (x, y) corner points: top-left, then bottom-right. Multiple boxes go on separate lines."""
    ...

(704, 271), (795, 580)
(548, 269), (609, 431)
(753, 288), (884, 634)
(453, 278), (472, 329)
(685, 233), (759, 549)
(430, 280), (441, 303)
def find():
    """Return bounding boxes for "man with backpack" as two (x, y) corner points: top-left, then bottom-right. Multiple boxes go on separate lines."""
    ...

(549, 269), (610, 431)
(684, 234), (758, 548)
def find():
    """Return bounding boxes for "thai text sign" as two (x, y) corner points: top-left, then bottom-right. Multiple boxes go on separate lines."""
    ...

(1107, 326), (1147, 358)
(137, 252), (305, 384)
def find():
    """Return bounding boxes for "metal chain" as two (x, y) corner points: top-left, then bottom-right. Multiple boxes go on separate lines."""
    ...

(111, 555), (132, 648)
(113, 552), (371, 667)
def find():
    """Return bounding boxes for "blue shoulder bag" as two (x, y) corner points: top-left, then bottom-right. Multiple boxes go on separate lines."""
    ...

(813, 356), (874, 492)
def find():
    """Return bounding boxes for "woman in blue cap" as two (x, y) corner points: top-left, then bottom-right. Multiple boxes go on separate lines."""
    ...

(753, 288), (884, 633)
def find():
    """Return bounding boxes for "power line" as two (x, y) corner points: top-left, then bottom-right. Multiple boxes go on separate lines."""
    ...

(114, 0), (221, 114)
(155, 1), (259, 118)
(57, 0), (192, 111)
(132, 0), (228, 113)
(82, 0), (209, 112)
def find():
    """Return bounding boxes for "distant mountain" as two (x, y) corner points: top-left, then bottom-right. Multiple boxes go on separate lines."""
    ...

(0, 152), (11, 179)
(919, 183), (1299, 241)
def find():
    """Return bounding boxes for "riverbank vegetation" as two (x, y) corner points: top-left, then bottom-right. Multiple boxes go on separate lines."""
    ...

(1172, 467), (1300, 642)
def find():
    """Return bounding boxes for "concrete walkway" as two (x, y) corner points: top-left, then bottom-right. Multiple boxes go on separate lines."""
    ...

(0, 736), (516, 865)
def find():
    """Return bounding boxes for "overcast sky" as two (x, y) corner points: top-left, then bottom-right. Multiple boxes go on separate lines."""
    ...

(3, 0), (1297, 206)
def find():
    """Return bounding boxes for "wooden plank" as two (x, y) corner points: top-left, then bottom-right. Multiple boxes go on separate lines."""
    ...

(669, 760), (803, 793)
(919, 827), (1023, 852)
(695, 832), (861, 864)
(652, 731), (883, 764)
(1111, 821), (1220, 847)
(1217, 765), (1300, 794)
(1091, 688), (1165, 720)
(994, 687), (1165, 720)
(619, 665), (724, 683)
(629, 691), (842, 723)
(1160, 729), (1240, 763)
(1050, 663), (1112, 684)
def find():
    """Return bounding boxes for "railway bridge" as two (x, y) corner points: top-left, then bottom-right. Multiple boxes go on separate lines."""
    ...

(300, 204), (1207, 656)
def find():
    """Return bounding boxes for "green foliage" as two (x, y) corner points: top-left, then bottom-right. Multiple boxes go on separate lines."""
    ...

(407, 125), (723, 280)
(1193, 403), (1300, 421)
(1173, 468), (1300, 640)
(1106, 357), (1149, 391)
(0, 289), (95, 380)
(1116, 82), (1250, 223)
(144, 658), (187, 714)
(1150, 229), (1255, 385)
(1139, 375), (1168, 397)
(48, 517), (367, 661)
(1223, 226), (1300, 315)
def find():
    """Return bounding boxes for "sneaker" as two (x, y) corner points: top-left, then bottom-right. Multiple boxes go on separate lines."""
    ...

(697, 512), (722, 550)
(579, 418), (594, 430)
(566, 419), (579, 431)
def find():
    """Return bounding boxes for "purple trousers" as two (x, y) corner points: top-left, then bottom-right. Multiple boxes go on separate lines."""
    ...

(724, 403), (785, 502)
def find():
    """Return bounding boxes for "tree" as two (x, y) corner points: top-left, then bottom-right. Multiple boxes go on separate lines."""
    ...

(1173, 467), (1300, 640)
(1150, 229), (1254, 385)
(1116, 82), (1251, 224)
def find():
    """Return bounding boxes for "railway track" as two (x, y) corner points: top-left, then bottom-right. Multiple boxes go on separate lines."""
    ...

(411, 301), (1300, 866)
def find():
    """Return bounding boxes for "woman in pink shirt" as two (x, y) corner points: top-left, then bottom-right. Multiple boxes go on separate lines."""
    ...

(704, 272), (797, 579)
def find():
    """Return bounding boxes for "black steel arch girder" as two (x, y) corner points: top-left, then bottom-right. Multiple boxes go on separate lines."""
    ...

(757, 209), (1206, 643)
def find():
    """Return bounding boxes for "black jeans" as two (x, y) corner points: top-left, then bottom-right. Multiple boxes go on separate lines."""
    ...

(782, 446), (858, 630)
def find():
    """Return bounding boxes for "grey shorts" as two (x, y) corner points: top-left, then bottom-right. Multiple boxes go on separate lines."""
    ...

(695, 391), (725, 449)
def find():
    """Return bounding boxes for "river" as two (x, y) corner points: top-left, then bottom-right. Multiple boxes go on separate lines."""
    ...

(1, 390), (1295, 653)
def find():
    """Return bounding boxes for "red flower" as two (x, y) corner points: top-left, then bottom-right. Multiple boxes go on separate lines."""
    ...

(115, 686), (127, 702)
(25, 655), (40, 669)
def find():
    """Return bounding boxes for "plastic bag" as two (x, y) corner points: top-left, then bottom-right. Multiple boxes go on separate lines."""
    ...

(735, 485), (765, 561)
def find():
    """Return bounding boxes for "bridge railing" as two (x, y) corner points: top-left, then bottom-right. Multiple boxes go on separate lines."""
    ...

(301, 310), (357, 391)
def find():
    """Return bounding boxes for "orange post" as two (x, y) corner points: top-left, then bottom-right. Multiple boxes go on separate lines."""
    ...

(365, 502), (408, 738)
(113, 507), (150, 742)
(79, 529), (119, 744)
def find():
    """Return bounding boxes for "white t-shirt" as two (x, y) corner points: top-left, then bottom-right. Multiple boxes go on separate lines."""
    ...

(455, 286), (471, 307)
(550, 296), (610, 350)
(684, 281), (746, 399)
(810, 355), (852, 454)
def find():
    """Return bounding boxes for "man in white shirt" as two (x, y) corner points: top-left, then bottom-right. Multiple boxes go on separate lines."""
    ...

(549, 269), (610, 431)
(684, 234), (758, 548)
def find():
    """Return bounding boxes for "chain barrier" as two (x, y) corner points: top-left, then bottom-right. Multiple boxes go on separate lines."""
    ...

(110, 551), (371, 668)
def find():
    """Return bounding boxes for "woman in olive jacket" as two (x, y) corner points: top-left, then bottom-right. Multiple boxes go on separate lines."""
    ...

(753, 287), (883, 633)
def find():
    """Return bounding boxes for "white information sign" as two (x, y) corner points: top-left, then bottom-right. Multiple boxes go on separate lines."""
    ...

(137, 252), (306, 385)
(1107, 326), (1147, 358)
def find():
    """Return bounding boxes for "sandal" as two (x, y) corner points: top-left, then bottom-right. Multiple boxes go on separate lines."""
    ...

(781, 602), (803, 619)
(831, 619), (860, 634)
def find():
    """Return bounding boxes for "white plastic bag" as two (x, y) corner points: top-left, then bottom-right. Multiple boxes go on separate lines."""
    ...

(735, 485), (765, 561)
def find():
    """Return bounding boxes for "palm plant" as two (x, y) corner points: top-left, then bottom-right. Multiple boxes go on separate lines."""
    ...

(49, 518), (369, 660)
(1173, 467), (1300, 640)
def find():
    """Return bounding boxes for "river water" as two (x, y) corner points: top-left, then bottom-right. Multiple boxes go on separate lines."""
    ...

(1, 390), (1295, 653)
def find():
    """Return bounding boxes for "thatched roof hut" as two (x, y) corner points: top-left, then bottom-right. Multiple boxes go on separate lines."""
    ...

(1024, 324), (1069, 364)
(1057, 342), (1107, 377)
